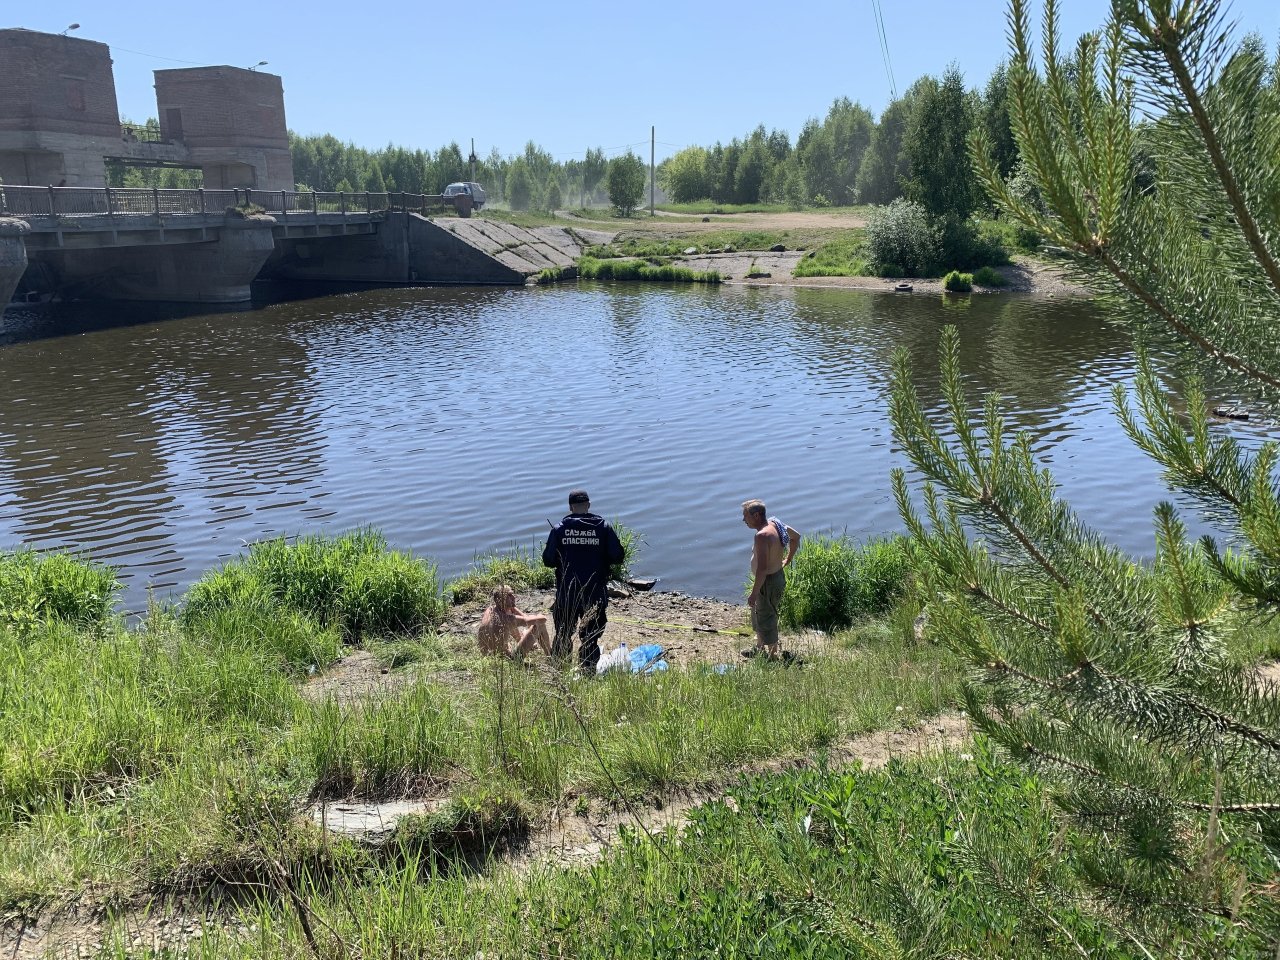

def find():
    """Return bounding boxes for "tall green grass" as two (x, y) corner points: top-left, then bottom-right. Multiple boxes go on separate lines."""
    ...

(0, 606), (334, 903)
(0, 523), (961, 913)
(183, 530), (444, 639)
(779, 535), (914, 630)
(0, 550), (119, 633)
(578, 258), (720, 283)
(295, 624), (958, 807)
(791, 233), (872, 278)
(449, 544), (556, 603)
(188, 744), (1192, 959)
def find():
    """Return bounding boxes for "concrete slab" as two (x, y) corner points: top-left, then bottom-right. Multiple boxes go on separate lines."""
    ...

(311, 798), (446, 842)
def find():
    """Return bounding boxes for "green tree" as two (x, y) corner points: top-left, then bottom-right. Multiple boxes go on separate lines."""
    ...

(981, 63), (1019, 183)
(890, 0), (1280, 947)
(505, 161), (533, 211)
(364, 161), (386, 194)
(544, 174), (562, 212)
(607, 152), (646, 216)
(855, 92), (915, 204)
(659, 146), (711, 203)
(733, 137), (770, 204)
(903, 67), (979, 233)
(793, 98), (873, 206)
(582, 147), (607, 205)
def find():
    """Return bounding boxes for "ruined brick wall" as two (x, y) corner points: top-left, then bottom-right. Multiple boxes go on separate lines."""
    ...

(0, 30), (120, 137)
(154, 68), (288, 148)
(153, 67), (293, 190)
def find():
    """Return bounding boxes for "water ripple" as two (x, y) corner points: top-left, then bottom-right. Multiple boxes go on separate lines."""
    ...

(1, 284), (1270, 608)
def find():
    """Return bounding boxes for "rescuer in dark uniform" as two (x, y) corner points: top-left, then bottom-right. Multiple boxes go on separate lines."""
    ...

(542, 489), (625, 674)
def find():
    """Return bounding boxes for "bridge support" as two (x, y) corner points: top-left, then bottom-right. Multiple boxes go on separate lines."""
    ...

(39, 216), (277, 303)
(0, 218), (30, 307)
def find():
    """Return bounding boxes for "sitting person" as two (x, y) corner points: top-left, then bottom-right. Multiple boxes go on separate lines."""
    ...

(477, 585), (552, 660)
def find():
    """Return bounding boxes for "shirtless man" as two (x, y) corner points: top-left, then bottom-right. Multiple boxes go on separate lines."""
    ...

(742, 499), (801, 659)
(477, 585), (552, 660)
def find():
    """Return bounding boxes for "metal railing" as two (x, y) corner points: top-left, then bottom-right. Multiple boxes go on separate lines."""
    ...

(0, 185), (467, 220)
(120, 124), (168, 143)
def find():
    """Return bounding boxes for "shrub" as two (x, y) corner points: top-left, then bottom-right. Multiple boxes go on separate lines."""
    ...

(777, 535), (913, 631)
(864, 199), (940, 276)
(973, 265), (1006, 287)
(0, 550), (119, 633)
(943, 270), (973, 292)
(183, 530), (444, 639)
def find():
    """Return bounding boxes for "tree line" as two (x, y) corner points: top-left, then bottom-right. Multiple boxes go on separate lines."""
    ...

(657, 63), (1018, 211)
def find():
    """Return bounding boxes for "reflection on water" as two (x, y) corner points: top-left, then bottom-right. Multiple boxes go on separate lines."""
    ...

(0, 283), (1261, 609)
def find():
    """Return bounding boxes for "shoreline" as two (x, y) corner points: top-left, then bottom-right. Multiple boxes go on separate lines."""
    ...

(672, 250), (1092, 298)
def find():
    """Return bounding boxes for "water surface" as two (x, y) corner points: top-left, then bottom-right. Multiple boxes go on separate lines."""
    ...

(0, 283), (1256, 610)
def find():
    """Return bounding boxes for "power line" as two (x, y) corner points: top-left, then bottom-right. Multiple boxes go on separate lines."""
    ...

(107, 44), (207, 66)
(871, 0), (897, 100)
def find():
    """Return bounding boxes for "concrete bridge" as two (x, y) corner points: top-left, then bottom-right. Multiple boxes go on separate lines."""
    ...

(1, 186), (582, 305)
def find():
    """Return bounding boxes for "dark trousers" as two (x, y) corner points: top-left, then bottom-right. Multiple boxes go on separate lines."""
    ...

(552, 597), (607, 671)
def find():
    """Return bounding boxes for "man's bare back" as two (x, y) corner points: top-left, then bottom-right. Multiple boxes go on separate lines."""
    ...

(477, 586), (551, 659)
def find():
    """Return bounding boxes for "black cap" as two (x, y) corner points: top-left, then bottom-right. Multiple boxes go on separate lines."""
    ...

(568, 489), (590, 505)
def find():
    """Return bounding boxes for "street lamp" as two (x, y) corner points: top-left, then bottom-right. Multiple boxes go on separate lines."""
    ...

(247, 60), (268, 71)
(60, 23), (80, 36)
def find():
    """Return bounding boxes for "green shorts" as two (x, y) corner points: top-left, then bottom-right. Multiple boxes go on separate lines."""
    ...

(752, 569), (785, 646)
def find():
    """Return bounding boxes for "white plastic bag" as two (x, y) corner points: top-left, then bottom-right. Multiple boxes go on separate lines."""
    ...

(596, 642), (630, 675)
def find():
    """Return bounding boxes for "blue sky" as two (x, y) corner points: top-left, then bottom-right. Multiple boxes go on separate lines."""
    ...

(19, 1), (1280, 163)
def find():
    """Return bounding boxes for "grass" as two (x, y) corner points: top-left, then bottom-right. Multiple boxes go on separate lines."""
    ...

(4, 539), (1278, 954)
(0, 549), (120, 634)
(583, 229), (792, 260)
(578, 257), (720, 283)
(129, 740), (1267, 959)
(655, 201), (792, 215)
(791, 232), (872, 278)
(182, 529), (445, 640)
(974, 264), (1008, 287)
(778, 534), (914, 630)
(0, 537), (961, 912)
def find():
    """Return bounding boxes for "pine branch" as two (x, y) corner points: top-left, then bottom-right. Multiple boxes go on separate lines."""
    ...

(1143, 10), (1280, 300)
(1022, 742), (1280, 813)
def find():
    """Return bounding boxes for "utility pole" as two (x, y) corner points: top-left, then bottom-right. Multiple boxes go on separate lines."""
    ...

(650, 125), (655, 217)
(469, 138), (477, 184)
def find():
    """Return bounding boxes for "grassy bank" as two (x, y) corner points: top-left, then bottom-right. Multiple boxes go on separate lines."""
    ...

(4, 529), (1277, 956)
(0, 533), (957, 912)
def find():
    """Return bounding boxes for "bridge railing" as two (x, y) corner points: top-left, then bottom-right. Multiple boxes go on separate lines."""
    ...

(0, 185), (466, 220)
(243, 189), (460, 216)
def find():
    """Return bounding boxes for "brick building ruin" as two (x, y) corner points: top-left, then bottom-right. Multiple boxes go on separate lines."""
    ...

(0, 27), (294, 191)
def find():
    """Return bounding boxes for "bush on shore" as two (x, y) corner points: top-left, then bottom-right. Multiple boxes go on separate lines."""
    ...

(0, 550), (119, 633)
(864, 199), (940, 276)
(973, 265), (1007, 287)
(182, 530), (445, 639)
(778, 534), (913, 630)
(943, 270), (974, 292)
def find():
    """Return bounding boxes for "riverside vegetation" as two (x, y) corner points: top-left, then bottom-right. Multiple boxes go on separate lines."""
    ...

(2, 522), (1277, 956)
(0, 533), (960, 928)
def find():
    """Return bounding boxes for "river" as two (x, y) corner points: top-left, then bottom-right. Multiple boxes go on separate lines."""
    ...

(0, 282), (1260, 610)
